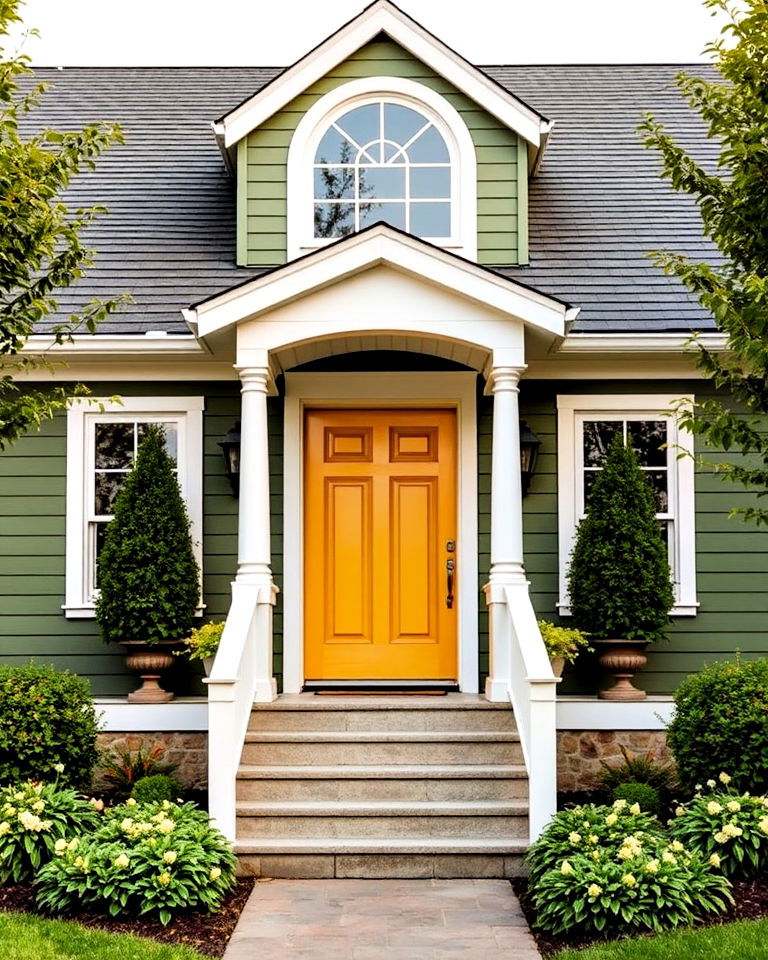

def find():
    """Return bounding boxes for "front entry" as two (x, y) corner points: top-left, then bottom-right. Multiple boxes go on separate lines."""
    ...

(304, 408), (458, 681)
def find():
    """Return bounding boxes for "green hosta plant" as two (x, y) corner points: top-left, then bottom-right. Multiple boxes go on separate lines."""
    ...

(526, 800), (665, 887)
(671, 777), (768, 877)
(537, 621), (591, 663)
(0, 779), (100, 883)
(531, 838), (732, 935)
(36, 799), (236, 926)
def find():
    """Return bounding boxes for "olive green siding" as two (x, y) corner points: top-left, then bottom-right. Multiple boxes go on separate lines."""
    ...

(0, 383), (285, 697)
(239, 38), (522, 267)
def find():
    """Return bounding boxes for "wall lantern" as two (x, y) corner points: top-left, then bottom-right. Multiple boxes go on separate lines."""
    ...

(218, 421), (241, 497)
(519, 420), (541, 496)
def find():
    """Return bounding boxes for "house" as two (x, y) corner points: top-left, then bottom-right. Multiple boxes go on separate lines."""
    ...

(2, 0), (762, 879)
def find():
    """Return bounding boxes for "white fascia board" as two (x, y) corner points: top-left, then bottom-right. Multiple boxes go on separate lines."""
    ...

(193, 228), (568, 340)
(556, 697), (673, 731)
(557, 333), (727, 354)
(220, 0), (546, 150)
(96, 698), (208, 732)
(22, 334), (207, 357)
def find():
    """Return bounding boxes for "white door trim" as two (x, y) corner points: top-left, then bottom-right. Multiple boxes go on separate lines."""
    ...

(283, 371), (479, 693)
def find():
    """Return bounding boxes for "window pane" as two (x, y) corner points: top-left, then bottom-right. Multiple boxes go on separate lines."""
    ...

(383, 104), (428, 146)
(359, 166), (405, 199)
(314, 167), (354, 200)
(584, 469), (600, 505)
(138, 423), (178, 463)
(628, 420), (667, 467)
(383, 142), (405, 162)
(336, 104), (380, 154)
(94, 422), (134, 469)
(408, 125), (450, 163)
(359, 201), (406, 230)
(314, 127), (356, 164)
(644, 470), (669, 512)
(314, 203), (355, 238)
(410, 167), (450, 199)
(410, 202), (451, 237)
(94, 521), (110, 588)
(583, 421), (621, 466)
(94, 472), (126, 515)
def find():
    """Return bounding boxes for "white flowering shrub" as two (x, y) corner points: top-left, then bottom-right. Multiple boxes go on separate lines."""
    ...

(36, 799), (236, 925)
(0, 779), (99, 883)
(670, 774), (768, 877)
(527, 801), (732, 935)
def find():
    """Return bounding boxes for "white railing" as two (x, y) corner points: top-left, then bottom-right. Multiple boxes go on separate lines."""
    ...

(486, 580), (559, 842)
(205, 580), (277, 841)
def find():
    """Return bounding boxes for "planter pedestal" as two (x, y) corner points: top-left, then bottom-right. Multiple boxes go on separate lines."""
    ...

(593, 639), (649, 701)
(121, 642), (177, 703)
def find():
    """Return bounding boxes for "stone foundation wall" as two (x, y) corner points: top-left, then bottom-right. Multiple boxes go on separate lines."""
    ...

(557, 730), (672, 793)
(96, 733), (207, 789)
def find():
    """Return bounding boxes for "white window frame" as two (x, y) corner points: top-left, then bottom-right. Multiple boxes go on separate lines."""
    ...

(557, 394), (698, 617)
(64, 397), (204, 619)
(286, 76), (478, 261)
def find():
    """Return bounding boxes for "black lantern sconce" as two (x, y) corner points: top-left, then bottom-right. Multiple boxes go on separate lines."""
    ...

(520, 420), (541, 496)
(218, 421), (241, 497)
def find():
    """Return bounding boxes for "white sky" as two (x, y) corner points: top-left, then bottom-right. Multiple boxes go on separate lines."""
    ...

(9, 0), (726, 66)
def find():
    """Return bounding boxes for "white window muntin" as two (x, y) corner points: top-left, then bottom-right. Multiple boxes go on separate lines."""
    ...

(286, 76), (478, 261)
(557, 394), (698, 617)
(65, 397), (204, 618)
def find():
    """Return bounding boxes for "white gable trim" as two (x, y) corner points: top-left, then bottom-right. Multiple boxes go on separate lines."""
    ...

(216, 0), (548, 152)
(286, 76), (478, 261)
(190, 226), (573, 341)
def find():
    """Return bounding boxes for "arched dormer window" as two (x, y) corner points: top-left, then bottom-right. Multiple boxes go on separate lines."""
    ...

(287, 77), (477, 260)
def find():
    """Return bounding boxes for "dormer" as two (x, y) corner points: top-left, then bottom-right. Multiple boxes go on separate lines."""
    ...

(214, 1), (551, 268)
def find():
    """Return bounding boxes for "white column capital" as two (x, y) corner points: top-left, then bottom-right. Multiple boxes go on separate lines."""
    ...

(235, 364), (272, 394)
(486, 363), (526, 394)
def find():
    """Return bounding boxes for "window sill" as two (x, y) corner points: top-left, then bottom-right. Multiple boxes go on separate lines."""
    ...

(63, 604), (207, 620)
(557, 602), (699, 619)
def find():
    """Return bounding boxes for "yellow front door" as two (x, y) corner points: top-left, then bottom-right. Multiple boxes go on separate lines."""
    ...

(304, 408), (458, 681)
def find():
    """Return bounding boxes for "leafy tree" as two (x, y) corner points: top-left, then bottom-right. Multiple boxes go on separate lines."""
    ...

(640, 0), (768, 525)
(567, 435), (674, 643)
(96, 426), (200, 646)
(0, 0), (125, 450)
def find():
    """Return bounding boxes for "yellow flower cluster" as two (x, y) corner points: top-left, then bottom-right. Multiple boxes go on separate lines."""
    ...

(617, 835), (643, 861)
(621, 873), (637, 888)
(560, 860), (574, 875)
(586, 883), (602, 898)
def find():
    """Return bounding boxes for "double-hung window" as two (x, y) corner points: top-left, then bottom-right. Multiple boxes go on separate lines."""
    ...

(64, 397), (204, 618)
(557, 395), (698, 616)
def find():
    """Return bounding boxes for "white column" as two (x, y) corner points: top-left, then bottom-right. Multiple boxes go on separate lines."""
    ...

(235, 363), (273, 584)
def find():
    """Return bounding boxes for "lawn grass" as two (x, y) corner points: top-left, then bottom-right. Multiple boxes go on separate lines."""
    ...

(0, 912), (205, 960)
(555, 917), (768, 960)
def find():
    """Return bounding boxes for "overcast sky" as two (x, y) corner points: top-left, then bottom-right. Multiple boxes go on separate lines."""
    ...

(8, 0), (726, 67)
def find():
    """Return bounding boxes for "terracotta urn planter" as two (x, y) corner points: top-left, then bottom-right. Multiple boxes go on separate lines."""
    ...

(121, 641), (179, 703)
(549, 657), (566, 678)
(593, 639), (649, 701)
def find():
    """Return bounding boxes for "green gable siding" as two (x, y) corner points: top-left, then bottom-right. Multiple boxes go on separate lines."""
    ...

(240, 38), (522, 268)
(0, 383), (261, 697)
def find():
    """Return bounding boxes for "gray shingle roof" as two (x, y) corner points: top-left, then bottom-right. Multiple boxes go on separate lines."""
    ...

(21, 64), (721, 336)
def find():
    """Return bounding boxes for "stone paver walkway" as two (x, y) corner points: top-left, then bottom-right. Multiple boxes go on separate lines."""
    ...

(223, 878), (542, 960)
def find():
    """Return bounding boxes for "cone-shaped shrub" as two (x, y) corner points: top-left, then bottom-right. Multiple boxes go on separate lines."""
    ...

(567, 434), (674, 643)
(96, 426), (199, 645)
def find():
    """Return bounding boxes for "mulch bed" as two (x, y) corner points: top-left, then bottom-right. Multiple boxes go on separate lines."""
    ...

(512, 875), (768, 956)
(0, 878), (255, 957)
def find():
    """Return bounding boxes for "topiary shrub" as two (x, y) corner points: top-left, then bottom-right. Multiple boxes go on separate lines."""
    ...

(36, 799), (236, 926)
(667, 658), (768, 795)
(567, 434), (674, 643)
(0, 664), (100, 789)
(131, 774), (183, 804)
(611, 782), (662, 817)
(95, 426), (199, 647)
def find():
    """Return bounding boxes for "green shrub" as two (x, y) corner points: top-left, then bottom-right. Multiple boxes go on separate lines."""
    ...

(598, 745), (677, 797)
(611, 783), (662, 817)
(99, 744), (177, 801)
(36, 799), (236, 926)
(0, 780), (100, 883)
(178, 621), (224, 663)
(526, 799), (665, 887)
(96, 426), (200, 647)
(537, 620), (591, 663)
(667, 658), (768, 794)
(671, 782), (768, 877)
(567, 435), (674, 643)
(0, 664), (100, 789)
(131, 775), (183, 805)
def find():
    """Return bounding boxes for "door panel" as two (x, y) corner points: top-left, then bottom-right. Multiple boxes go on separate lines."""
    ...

(304, 408), (457, 680)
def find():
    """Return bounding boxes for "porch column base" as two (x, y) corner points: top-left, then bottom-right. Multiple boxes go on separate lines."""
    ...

(485, 677), (510, 703)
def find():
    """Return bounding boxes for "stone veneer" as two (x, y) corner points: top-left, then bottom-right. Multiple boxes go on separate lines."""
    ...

(96, 733), (207, 789)
(557, 730), (672, 793)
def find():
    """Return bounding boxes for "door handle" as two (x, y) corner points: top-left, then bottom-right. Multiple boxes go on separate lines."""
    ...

(446, 558), (455, 609)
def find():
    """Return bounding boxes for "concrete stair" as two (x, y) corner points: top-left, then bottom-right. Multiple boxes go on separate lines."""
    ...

(234, 694), (529, 878)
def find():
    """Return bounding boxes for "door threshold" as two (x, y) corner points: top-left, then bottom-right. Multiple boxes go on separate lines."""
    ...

(304, 680), (460, 695)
